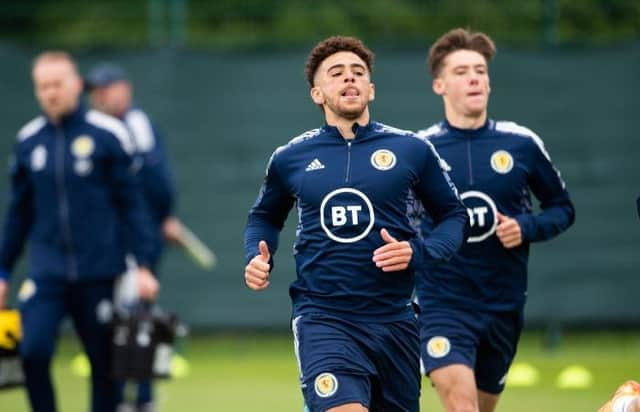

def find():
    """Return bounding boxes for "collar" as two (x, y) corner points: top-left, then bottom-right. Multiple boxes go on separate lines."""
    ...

(322, 121), (375, 141)
(44, 103), (87, 128)
(443, 118), (493, 136)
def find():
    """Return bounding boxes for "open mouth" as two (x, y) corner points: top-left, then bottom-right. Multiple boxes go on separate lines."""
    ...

(341, 87), (360, 97)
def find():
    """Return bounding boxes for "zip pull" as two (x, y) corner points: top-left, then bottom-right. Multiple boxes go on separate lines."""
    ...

(345, 141), (352, 183)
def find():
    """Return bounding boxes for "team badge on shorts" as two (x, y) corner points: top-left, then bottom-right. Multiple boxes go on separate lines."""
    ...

(427, 336), (451, 358)
(314, 372), (338, 398)
(490, 150), (513, 174)
(370, 149), (396, 171)
(71, 135), (95, 158)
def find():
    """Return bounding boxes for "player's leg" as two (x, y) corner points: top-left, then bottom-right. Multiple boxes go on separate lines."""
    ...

(326, 403), (368, 411)
(69, 279), (118, 412)
(430, 364), (478, 412)
(372, 317), (420, 412)
(133, 258), (157, 412)
(114, 256), (157, 411)
(18, 278), (66, 412)
(477, 390), (499, 412)
(303, 400), (368, 411)
(418, 306), (482, 412)
(136, 381), (154, 410)
(114, 309), (154, 412)
(134, 301), (155, 410)
(474, 310), (524, 412)
(293, 314), (373, 412)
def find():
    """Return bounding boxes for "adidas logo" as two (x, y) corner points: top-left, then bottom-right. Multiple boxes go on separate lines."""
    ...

(305, 158), (325, 172)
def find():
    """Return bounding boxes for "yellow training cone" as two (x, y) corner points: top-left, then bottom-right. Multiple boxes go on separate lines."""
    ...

(70, 353), (91, 378)
(506, 362), (540, 388)
(556, 365), (593, 389)
(171, 354), (190, 378)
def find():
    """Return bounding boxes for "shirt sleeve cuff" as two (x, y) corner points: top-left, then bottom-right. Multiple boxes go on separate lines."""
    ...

(513, 214), (534, 242)
(134, 256), (151, 270)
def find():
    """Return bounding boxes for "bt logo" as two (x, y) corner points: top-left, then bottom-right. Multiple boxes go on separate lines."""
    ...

(320, 188), (375, 243)
(330, 205), (363, 226)
(459, 191), (497, 243)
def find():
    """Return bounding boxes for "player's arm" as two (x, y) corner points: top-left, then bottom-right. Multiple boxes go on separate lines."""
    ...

(0, 145), (34, 307)
(513, 139), (575, 243)
(107, 133), (158, 299)
(410, 141), (469, 268)
(244, 150), (295, 290)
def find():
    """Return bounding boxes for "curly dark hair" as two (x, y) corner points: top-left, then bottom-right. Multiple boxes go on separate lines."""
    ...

(427, 28), (496, 77)
(304, 35), (375, 88)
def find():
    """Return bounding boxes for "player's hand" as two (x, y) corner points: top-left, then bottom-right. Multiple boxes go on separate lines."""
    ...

(496, 212), (522, 249)
(162, 216), (184, 245)
(245, 241), (271, 291)
(0, 280), (8, 309)
(137, 266), (159, 301)
(372, 228), (413, 272)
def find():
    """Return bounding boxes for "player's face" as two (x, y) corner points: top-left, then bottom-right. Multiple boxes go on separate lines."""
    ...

(310, 51), (375, 122)
(434, 49), (490, 118)
(32, 59), (82, 122)
(89, 81), (132, 118)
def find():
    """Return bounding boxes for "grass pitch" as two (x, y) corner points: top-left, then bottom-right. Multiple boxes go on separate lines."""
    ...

(2, 331), (639, 411)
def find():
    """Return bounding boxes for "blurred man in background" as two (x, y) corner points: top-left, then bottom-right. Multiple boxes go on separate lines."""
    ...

(86, 63), (182, 272)
(0, 51), (158, 412)
(244, 35), (468, 412)
(86, 63), (182, 412)
(415, 28), (575, 412)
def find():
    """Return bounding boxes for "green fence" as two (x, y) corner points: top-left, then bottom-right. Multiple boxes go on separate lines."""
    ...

(2, 0), (639, 48)
(0, 43), (638, 329)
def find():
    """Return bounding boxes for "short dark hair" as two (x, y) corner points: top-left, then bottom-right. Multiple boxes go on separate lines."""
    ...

(427, 28), (496, 77)
(304, 36), (375, 88)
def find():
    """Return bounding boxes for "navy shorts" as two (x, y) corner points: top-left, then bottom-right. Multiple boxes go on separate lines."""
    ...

(292, 313), (420, 412)
(418, 305), (524, 394)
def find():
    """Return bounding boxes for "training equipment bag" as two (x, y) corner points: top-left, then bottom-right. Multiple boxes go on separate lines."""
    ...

(111, 306), (180, 380)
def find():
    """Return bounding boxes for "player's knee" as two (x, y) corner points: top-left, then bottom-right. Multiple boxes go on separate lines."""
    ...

(447, 401), (478, 412)
(443, 389), (478, 412)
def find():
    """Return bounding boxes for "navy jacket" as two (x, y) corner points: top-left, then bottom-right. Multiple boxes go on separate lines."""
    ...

(122, 107), (175, 268)
(415, 119), (575, 312)
(0, 105), (154, 282)
(245, 121), (468, 322)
